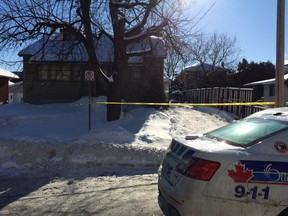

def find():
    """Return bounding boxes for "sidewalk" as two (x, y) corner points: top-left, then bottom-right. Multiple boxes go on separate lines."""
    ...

(0, 172), (163, 216)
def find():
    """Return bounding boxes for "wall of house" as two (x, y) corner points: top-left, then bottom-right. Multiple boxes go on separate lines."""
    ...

(263, 85), (288, 103)
(9, 82), (23, 103)
(123, 56), (165, 102)
(9, 92), (23, 103)
(143, 57), (165, 102)
(0, 77), (9, 104)
(23, 59), (89, 104)
(177, 69), (229, 90)
(22, 55), (165, 104)
(263, 85), (274, 102)
(176, 71), (195, 90)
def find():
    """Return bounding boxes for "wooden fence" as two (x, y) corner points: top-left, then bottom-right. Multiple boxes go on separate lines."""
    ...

(183, 87), (265, 118)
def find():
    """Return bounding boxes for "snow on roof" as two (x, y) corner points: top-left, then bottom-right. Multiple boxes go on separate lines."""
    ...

(18, 33), (166, 63)
(0, 68), (19, 79)
(244, 74), (288, 86)
(19, 34), (91, 62)
(9, 80), (23, 87)
(184, 62), (224, 72)
(126, 35), (166, 58)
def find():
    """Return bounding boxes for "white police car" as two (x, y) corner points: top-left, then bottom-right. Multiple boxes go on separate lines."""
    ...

(158, 107), (288, 216)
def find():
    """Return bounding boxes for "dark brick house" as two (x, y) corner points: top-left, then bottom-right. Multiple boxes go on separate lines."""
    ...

(18, 31), (166, 104)
(176, 63), (229, 90)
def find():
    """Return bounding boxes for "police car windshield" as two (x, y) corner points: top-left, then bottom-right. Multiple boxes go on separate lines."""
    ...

(205, 117), (288, 147)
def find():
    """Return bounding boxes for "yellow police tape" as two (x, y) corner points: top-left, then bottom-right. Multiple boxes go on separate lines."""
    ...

(95, 101), (275, 107)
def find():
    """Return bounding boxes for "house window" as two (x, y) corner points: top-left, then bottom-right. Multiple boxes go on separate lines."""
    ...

(39, 64), (49, 80)
(37, 63), (84, 81)
(71, 65), (81, 81)
(269, 85), (275, 96)
(51, 64), (70, 80)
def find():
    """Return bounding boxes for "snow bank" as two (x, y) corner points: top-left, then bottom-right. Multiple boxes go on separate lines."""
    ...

(0, 97), (234, 176)
(0, 139), (167, 176)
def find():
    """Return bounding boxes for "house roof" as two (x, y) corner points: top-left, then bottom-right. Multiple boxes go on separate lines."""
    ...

(0, 68), (19, 79)
(18, 33), (166, 64)
(184, 62), (224, 72)
(244, 74), (288, 86)
(9, 80), (23, 87)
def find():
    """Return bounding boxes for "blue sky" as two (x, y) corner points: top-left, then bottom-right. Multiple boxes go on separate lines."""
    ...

(193, 0), (287, 64)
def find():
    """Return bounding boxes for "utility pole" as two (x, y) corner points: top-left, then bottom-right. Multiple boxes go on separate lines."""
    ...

(275, 0), (285, 107)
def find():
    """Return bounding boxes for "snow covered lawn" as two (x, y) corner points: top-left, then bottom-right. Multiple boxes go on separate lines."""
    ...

(0, 97), (235, 176)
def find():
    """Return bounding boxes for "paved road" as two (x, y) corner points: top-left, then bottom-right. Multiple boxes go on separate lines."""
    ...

(0, 170), (164, 216)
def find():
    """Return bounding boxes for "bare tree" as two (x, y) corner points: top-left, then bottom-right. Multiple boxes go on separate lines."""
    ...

(0, 0), (103, 73)
(188, 32), (241, 70)
(0, 0), (190, 120)
(161, 0), (199, 79)
(165, 48), (184, 80)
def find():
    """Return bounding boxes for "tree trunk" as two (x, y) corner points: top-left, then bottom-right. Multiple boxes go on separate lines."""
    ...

(107, 82), (121, 121)
(106, 9), (127, 121)
(106, 59), (127, 121)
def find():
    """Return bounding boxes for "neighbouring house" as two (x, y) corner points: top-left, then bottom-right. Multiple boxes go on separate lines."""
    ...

(0, 68), (19, 104)
(176, 62), (229, 90)
(9, 81), (23, 103)
(18, 30), (166, 104)
(244, 74), (288, 102)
